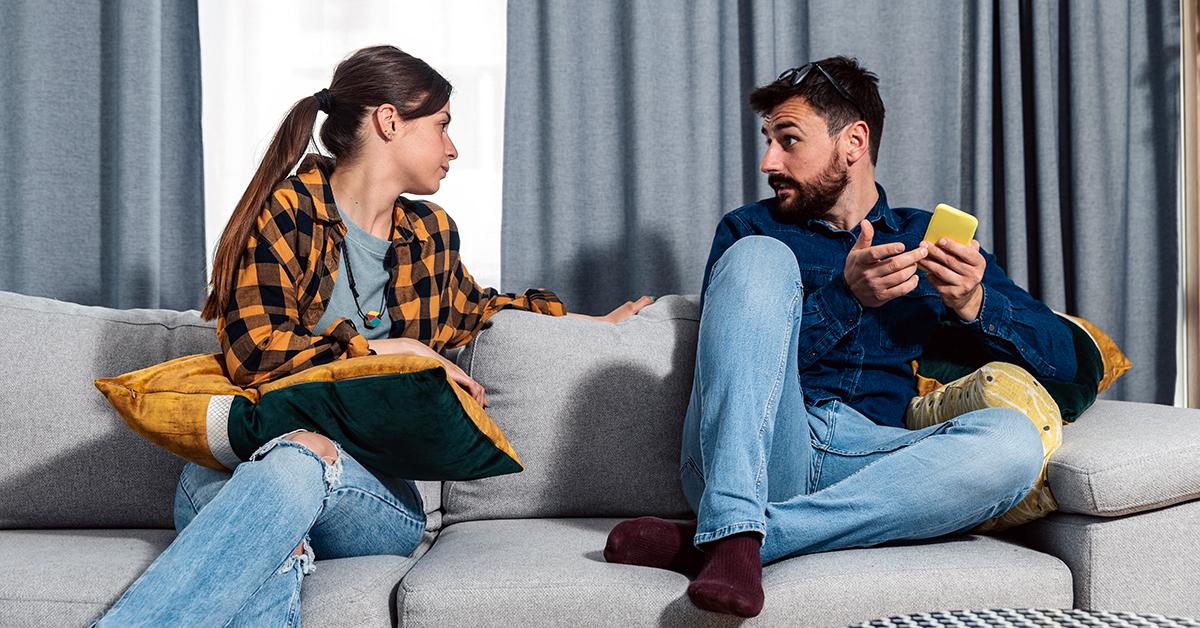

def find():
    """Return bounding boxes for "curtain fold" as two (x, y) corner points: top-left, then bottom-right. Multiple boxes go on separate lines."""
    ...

(503, 0), (1179, 403)
(0, 0), (206, 311)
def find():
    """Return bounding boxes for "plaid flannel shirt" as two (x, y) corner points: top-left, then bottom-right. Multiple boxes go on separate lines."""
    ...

(218, 154), (566, 388)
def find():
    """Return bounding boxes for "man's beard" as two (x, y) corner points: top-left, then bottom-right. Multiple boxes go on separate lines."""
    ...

(769, 153), (849, 224)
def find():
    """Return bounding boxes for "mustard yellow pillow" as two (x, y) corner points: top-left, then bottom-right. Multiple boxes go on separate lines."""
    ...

(95, 353), (522, 480)
(1059, 314), (1132, 393)
(906, 361), (1061, 532)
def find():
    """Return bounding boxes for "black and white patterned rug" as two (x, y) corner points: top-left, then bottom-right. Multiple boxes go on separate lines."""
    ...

(853, 609), (1200, 628)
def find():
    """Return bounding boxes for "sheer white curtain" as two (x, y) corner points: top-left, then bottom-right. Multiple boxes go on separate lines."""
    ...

(200, 0), (506, 288)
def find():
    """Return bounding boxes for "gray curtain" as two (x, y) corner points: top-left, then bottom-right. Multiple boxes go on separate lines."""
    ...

(503, 0), (1179, 404)
(0, 0), (206, 311)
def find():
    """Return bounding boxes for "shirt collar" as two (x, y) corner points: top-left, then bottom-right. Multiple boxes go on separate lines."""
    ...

(864, 183), (899, 233)
(803, 182), (899, 234)
(295, 153), (424, 244)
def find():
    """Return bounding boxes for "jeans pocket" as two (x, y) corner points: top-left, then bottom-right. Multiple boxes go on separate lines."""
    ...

(820, 401), (952, 457)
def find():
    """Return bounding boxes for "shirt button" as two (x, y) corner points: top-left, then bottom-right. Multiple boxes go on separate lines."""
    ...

(987, 324), (996, 332)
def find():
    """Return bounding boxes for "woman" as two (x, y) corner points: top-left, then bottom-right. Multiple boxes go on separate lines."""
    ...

(94, 45), (651, 626)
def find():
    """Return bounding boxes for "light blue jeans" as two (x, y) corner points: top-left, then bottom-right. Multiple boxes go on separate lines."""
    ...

(680, 236), (1044, 565)
(92, 432), (426, 627)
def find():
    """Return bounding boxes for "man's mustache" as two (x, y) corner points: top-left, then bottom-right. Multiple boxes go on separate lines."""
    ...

(768, 174), (799, 191)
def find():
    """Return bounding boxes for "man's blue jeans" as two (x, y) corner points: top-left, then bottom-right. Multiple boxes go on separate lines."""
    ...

(92, 432), (427, 627)
(680, 236), (1044, 565)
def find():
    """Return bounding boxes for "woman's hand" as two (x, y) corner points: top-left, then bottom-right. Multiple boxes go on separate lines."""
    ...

(567, 296), (656, 324)
(367, 338), (489, 408)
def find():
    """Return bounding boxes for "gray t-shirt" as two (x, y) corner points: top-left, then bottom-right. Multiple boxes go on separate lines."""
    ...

(313, 205), (393, 339)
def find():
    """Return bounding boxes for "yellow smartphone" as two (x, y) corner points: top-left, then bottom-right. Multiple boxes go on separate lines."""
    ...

(923, 203), (978, 246)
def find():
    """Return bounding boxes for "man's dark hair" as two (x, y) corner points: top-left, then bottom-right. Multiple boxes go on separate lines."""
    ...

(749, 56), (885, 164)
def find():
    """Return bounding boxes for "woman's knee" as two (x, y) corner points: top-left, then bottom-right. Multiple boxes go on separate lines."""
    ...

(283, 431), (339, 464)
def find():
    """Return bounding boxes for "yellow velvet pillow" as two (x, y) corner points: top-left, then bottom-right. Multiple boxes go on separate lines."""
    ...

(95, 353), (523, 480)
(906, 361), (1062, 532)
(1059, 314), (1132, 393)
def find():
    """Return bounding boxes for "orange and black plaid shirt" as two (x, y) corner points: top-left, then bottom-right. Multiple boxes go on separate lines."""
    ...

(218, 154), (566, 388)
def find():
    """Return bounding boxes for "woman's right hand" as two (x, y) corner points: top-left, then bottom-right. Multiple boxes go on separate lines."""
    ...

(368, 338), (489, 408)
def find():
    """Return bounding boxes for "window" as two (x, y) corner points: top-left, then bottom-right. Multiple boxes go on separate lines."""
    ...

(200, 0), (507, 289)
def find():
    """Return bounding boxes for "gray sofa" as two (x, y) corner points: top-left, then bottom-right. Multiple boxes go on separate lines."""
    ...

(1, 289), (1198, 627)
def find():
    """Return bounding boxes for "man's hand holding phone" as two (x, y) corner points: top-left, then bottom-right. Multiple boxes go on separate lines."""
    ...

(844, 219), (928, 308)
(919, 204), (987, 322)
(921, 238), (986, 322)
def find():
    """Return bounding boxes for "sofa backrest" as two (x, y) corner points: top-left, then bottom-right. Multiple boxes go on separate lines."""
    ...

(443, 295), (699, 526)
(0, 291), (219, 528)
(0, 290), (443, 529)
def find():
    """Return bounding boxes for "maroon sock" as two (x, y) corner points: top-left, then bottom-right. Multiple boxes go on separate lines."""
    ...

(686, 532), (764, 618)
(603, 517), (703, 575)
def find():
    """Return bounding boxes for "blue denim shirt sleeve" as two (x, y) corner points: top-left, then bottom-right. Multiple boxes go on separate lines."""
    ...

(701, 213), (861, 370)
(956, 247), (1077, 381)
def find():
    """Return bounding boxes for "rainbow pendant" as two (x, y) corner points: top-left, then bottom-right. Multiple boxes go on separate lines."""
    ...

(364, 311), (383, 329)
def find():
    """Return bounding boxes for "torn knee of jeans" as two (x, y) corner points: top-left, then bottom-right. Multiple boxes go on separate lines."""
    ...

(277, 535), (316, 576)
(248, 432), (345, 493)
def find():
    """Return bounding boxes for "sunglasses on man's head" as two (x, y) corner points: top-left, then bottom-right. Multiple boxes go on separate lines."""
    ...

(777, 62), (864, 118)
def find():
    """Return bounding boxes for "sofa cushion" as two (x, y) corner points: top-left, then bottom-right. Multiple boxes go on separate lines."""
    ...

(1049, 400), (1200, 517)
(0, 291), (441, 529)
(397, 518), (1073, 627)
(0, 528), (436, 627)
(444, 296), (700, 525)
(1012, 499), (1200, 617)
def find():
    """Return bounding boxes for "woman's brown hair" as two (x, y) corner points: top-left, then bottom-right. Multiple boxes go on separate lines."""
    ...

(201, 45), (452, 320)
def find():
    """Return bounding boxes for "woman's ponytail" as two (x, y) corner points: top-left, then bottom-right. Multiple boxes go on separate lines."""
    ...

(201, 95), (321, 321)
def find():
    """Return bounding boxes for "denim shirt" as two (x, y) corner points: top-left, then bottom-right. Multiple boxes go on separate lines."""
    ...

(700, 184), (1077, 428)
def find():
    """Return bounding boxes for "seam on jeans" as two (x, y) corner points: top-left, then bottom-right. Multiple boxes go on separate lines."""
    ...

(808, 403), (840, 491)
(818, 419), (959, 489)
(683, 456), (705, 482)
(695, 520), (765, 543)
(809, 439), (825, 493)
(754, 280), (803, 499)
(822, 415), (953, 457)
(331, 485), (428, 533)
(176, 468), (202, 517)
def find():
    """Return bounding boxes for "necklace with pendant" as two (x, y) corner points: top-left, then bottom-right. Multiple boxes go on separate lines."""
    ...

(339, 207), (393, 330)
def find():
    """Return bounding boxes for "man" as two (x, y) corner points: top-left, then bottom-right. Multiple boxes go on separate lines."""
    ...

(603, 56), (1077, 618)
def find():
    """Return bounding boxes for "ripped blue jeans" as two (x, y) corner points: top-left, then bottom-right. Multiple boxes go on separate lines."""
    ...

(91, 431), (427, 627)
